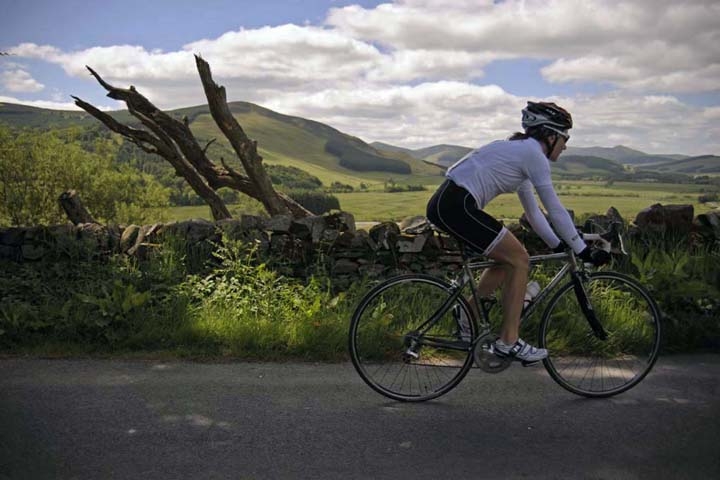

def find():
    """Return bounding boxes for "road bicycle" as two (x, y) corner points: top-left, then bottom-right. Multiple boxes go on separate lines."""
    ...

(348, 223), (662, 401)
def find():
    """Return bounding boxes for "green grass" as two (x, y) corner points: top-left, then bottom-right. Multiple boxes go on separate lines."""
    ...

(164, 180), (717, 224)
(0, 237), (367, 360)
(2, 218), (717, 359)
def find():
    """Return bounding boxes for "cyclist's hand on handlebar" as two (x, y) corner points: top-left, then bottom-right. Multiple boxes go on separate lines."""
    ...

(578, 246), (611, 266)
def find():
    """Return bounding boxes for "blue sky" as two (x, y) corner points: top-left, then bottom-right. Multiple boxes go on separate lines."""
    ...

(2, 0), (719, 155)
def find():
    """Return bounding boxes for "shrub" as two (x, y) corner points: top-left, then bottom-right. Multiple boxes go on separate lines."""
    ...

(287, 191), (341, 215)
(624, 243), (720, 351)
(328, 182), (354, 193)
(267, 164), (323, 191)
(0, 126), (170, 226)
(698, 192), (719, 203)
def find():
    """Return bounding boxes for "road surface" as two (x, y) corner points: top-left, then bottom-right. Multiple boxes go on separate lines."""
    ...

(1, 354), (718, 479)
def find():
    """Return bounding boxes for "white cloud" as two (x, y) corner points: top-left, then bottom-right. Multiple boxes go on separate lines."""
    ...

(0, 95), (79, 110)
(9, 42), (195, 81)
(327, 0), (720, 94)
(0, 68), (44, 92)
(264, 85), (719, 155)
(4, 1), (719, 156)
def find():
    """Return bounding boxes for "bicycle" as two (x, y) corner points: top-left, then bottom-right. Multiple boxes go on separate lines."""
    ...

(348, 222), (662, 402)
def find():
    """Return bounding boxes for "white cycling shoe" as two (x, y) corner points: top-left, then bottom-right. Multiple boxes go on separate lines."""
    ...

(493, 338), (548, 366)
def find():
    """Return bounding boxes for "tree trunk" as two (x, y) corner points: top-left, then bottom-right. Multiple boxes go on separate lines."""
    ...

(59, 190), (98, 225)
(72, 59), (311, 221)
(194, 55), (289, 216)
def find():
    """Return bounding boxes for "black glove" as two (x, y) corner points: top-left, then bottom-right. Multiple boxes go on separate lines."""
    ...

(552, 241), (568, 253)
(578, 246), (611, 266)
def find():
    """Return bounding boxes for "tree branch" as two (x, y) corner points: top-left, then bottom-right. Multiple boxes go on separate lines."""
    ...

(195, 54), (310, 217)
(77, 61), (312, 220)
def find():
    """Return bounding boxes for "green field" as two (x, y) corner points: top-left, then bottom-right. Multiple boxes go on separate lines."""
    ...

(165, 180), (718, 224)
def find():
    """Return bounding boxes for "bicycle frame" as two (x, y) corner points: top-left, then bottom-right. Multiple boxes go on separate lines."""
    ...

(351, 221), (661, 401)
(409, 251), (573, 352)
(411, 230), (614, 352)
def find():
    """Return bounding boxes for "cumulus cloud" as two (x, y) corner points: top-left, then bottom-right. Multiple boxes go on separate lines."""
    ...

(4, 0), (719, 155)
(327, 0), (720, 93)
(0, 68), (44, 92)
(263, 85), (720, 155)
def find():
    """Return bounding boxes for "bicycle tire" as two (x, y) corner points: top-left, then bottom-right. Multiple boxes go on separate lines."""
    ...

(539, 271), (661, 398)
(349, 274), (477, 402)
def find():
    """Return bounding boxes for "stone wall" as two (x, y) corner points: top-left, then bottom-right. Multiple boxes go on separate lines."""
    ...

(1, 205), (718, 289)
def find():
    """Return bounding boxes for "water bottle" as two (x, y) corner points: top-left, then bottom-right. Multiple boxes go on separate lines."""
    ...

(523, 281), (540, 309)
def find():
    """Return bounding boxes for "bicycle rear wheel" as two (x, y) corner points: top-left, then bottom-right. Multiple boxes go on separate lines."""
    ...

(539, 272), (661, 397)
(349, 274), (476, 402)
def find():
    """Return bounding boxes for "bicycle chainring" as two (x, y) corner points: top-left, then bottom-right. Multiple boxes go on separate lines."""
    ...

(474, 336), (513, 373)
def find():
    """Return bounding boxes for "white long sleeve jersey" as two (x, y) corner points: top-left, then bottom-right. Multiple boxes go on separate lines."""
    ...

(446, 138), (586, 254)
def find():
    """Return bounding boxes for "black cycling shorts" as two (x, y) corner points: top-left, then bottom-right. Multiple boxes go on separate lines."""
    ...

(426, 179), (508, 255)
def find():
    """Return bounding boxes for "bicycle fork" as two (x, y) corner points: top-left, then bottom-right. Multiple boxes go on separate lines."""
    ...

(571, 272), (608, 340)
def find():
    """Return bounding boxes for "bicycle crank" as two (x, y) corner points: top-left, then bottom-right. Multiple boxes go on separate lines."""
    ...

(402, 335), (421, 363)
(474, 336), (512, 373)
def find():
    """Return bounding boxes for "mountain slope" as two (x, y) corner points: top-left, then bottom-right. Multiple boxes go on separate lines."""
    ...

(565, 145), (691, 164)
(3, 102), (715, 180)
(554, 155), (627, 177)
(0, 101), (444, 183)
(372, 142), (472, 168)
(638, 155), (720, 174)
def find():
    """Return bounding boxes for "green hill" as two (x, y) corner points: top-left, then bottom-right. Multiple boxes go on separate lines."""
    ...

(638, 155), (720, 175)
(554, 155), (627, 177)
(413, 144), (472, 167)
(0, 101), (444, 188)
(0, 102), (100, 128)
(565, 145), (692, 165)
(372, 142), (472, 168)
(3, 101), (715, 183)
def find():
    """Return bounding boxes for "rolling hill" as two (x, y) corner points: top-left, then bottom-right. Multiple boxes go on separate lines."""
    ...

(0, 101), (444, 186)
(2, 101), (716, 183)
(553, 155), (627, 177)
(638, 155), (720, 174)
(372, 142), (472, 168)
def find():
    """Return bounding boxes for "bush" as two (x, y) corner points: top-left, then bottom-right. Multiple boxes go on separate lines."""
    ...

(0, 236), (362, 359)
(0, 126), (170, 226)
(698, 192), (719, 203)
(328, 182), (354, 193)
(176, 240), (355, 358)
(267, 164), (323, 191)
(624, 242), (720, 351)
(287, 191), (341, 215)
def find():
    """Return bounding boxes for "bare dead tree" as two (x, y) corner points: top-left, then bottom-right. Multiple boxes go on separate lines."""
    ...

(72, 55), (311, 220)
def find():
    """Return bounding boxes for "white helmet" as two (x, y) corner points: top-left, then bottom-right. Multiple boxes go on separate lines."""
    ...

(521, 101), (573, 138)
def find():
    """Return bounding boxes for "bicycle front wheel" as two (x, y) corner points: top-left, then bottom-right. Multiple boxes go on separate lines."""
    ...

(349, 274), (476, 402)
(539, 272), (661, 398)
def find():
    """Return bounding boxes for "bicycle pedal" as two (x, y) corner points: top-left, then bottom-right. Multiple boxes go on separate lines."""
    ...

(403, 349), (419, 360)
(520, 359), (542, 367)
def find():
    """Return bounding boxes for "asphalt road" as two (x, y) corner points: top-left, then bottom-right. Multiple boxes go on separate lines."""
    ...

(1, 354), (718, 480)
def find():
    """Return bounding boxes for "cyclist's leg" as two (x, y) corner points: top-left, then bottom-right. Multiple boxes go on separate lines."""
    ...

(475, 265), (507, 297)
(427, 179), (515, 328)
(483, 231), (529, 344)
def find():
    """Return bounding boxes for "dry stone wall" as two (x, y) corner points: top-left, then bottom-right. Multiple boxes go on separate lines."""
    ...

(1, 205), (718, 289)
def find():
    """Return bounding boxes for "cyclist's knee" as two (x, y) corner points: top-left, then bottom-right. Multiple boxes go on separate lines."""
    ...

(509, 251), (530, 274)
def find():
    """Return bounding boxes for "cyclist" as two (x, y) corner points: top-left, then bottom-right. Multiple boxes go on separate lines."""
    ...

(426, 101), (609, 364)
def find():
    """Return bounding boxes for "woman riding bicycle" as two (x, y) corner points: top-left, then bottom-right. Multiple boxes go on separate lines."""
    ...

(426, 101), (609, 364)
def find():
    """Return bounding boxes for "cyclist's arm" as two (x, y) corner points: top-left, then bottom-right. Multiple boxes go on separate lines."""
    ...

(534, 183), (586, 254)
(523, 152), (586, 254)
(517, 181), (561, 248)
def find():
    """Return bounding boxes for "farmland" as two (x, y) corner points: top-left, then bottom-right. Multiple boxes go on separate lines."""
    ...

(165, 180), (717, 224)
